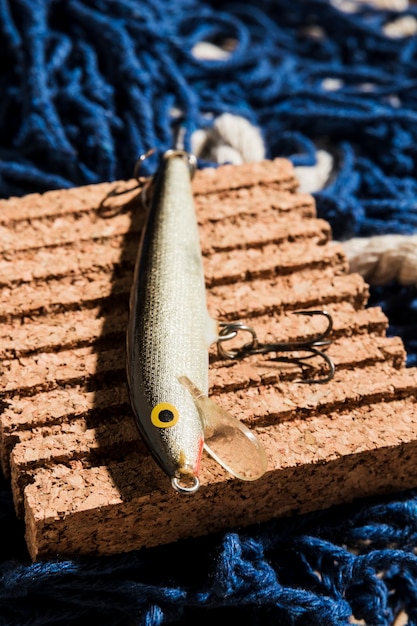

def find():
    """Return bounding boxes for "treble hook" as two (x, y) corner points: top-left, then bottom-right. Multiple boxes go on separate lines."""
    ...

(97, 148), (158, 217)
(217, 310), (335, 384)
(98, 148), (197, 217)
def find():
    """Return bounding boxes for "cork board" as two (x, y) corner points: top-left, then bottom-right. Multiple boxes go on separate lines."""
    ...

(1, 158), (417, 561)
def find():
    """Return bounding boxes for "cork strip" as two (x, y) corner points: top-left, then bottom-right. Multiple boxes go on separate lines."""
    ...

(1, 158), (416, 561)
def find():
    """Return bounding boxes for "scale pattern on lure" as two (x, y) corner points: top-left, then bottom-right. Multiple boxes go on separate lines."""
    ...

(126, 150), (334, 494)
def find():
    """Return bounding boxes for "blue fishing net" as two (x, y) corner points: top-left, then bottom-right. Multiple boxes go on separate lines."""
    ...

(1, 0), (417, 624)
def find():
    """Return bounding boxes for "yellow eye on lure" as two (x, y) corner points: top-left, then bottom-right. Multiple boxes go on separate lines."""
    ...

(150, 403), (179, 428)
(126, 149), (269, 494)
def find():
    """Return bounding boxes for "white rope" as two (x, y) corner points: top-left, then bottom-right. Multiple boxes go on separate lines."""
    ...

(192, 111), (417, 286)
(191, 113), (265, 164)
(293, 150), (334, 193)
(357, 0), (408, 9)
(383, 15), (417, 38)
(331, 0), (408, 12)
(191, 41), (232, 61)
(342, 235), (417, 286)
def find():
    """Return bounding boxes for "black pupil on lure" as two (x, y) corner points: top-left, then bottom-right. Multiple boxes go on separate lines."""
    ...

(159, 409), (174, 423)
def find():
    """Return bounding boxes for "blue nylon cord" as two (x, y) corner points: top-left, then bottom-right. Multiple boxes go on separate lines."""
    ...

(1, 1), (417, 624)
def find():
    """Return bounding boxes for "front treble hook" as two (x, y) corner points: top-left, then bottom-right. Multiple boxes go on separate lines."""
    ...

(217, 310), (335, 384)
(97, 148), (158, 217)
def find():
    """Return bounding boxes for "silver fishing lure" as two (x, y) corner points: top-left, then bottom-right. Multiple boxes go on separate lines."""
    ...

(126, 149), (334, 494)
(126, 149), (268, 494)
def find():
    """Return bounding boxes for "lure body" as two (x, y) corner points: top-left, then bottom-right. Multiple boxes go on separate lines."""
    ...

(127, 151), (216, 493)
(126, 150), (332, 493)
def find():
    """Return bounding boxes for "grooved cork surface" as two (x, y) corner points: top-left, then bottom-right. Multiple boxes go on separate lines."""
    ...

(1, 158), (417, 561)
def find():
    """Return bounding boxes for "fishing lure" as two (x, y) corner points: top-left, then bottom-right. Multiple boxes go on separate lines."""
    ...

(126, 149), (334, 494)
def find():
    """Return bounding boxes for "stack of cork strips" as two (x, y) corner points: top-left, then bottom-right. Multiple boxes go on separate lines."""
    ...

(1, 158), (416, 562)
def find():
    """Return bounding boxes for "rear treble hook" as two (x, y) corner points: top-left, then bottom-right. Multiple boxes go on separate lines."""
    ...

(216, 310), (335, 384)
